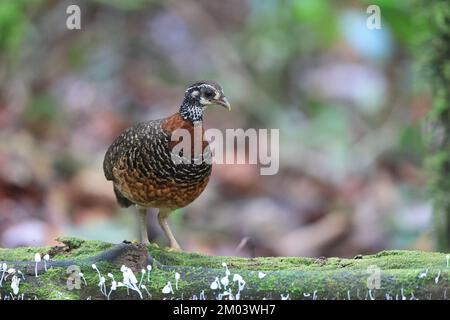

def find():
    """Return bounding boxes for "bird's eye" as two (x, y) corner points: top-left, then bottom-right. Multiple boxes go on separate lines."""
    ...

(203, 89), (215, 99)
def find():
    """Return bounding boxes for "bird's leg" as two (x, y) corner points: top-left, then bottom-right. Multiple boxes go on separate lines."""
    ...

(158, 208), (182, 251)
(138, 207), (150, 245)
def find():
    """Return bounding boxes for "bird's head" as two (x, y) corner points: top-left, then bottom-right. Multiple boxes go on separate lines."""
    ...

(184, 80), (231, 111)
(180, 80), (230, 122)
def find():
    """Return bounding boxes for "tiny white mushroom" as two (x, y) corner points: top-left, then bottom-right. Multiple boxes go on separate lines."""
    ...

(238, 279), (246, 291)
(418, 269), (429, 279)
(141, 284), (151, 298)
(258, 272), (266, 279)
(107, 280), (117, 300)
(79, 272), (87, 286)
(220, 275), (229, 288)
(127, 268), (138, 286)
(211, 277), (221, 290)
(92, 264), (103, 281)
(120, 267), (143, 299)
(11, 275), (20, 295)
(222, 262), (231, 276)
(99, 276), (107, 296)
(435, 270), (441, 284)
(146, 265), (152, 283)
(210, 280), (219, 290)
(17, 270), (25, 281)
(43, 254), (50, 271)
(34, 253), (41, 277)
(121, 268), (130, 295)
(162, 281), (173, 294)
(139, 269), (145, 288)
(233, 274), (242, 282)
(5, 268), (16, 280)
(0, 263), (6, 287)
(175, 272), (180, 290)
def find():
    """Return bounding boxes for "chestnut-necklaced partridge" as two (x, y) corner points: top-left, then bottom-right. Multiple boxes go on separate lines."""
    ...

(103, 81), (230, 250)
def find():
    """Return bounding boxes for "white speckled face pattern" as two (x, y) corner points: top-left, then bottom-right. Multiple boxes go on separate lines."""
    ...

(179, 103), (204, 122)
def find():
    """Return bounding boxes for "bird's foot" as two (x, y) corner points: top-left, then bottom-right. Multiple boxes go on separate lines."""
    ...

(167, 243), (183, 252)
(132, 238), (150, 246)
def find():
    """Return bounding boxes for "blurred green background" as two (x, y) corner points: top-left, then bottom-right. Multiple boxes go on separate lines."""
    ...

(0, 0), (436, 257)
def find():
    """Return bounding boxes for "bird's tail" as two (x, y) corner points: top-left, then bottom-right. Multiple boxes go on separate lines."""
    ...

(113, 186), (134, 208)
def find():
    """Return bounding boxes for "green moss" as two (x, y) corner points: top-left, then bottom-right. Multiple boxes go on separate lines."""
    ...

(1, 239), (449, 300)
(149, 244), (316, 271)
(0, 246), (52, 262)
(417, 0), (450, 251)
(52, 238), (113, 261)
(150, 246), (448, 272)
(0, 237), (113, 262)
(32, 269), (80, 300)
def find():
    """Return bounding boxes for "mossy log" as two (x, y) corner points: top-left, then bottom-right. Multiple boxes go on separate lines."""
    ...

(0, 237), (448, 300)
(419, 0), (450, 251)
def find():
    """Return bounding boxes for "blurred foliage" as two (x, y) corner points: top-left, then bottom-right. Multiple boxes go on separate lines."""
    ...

(25, 94), (60, 124)
(363, 0), (414, 46)
(93, 0), (157, 11)
(417, 0), (450, 250)
(0, 1), (27, 51)
(0, 0), (43, 55)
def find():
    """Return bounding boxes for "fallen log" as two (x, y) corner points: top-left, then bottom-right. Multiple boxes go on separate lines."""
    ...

(0, 237), (448, 300)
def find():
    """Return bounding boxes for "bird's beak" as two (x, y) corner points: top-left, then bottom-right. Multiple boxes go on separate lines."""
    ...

(214, 96), (231, 111)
